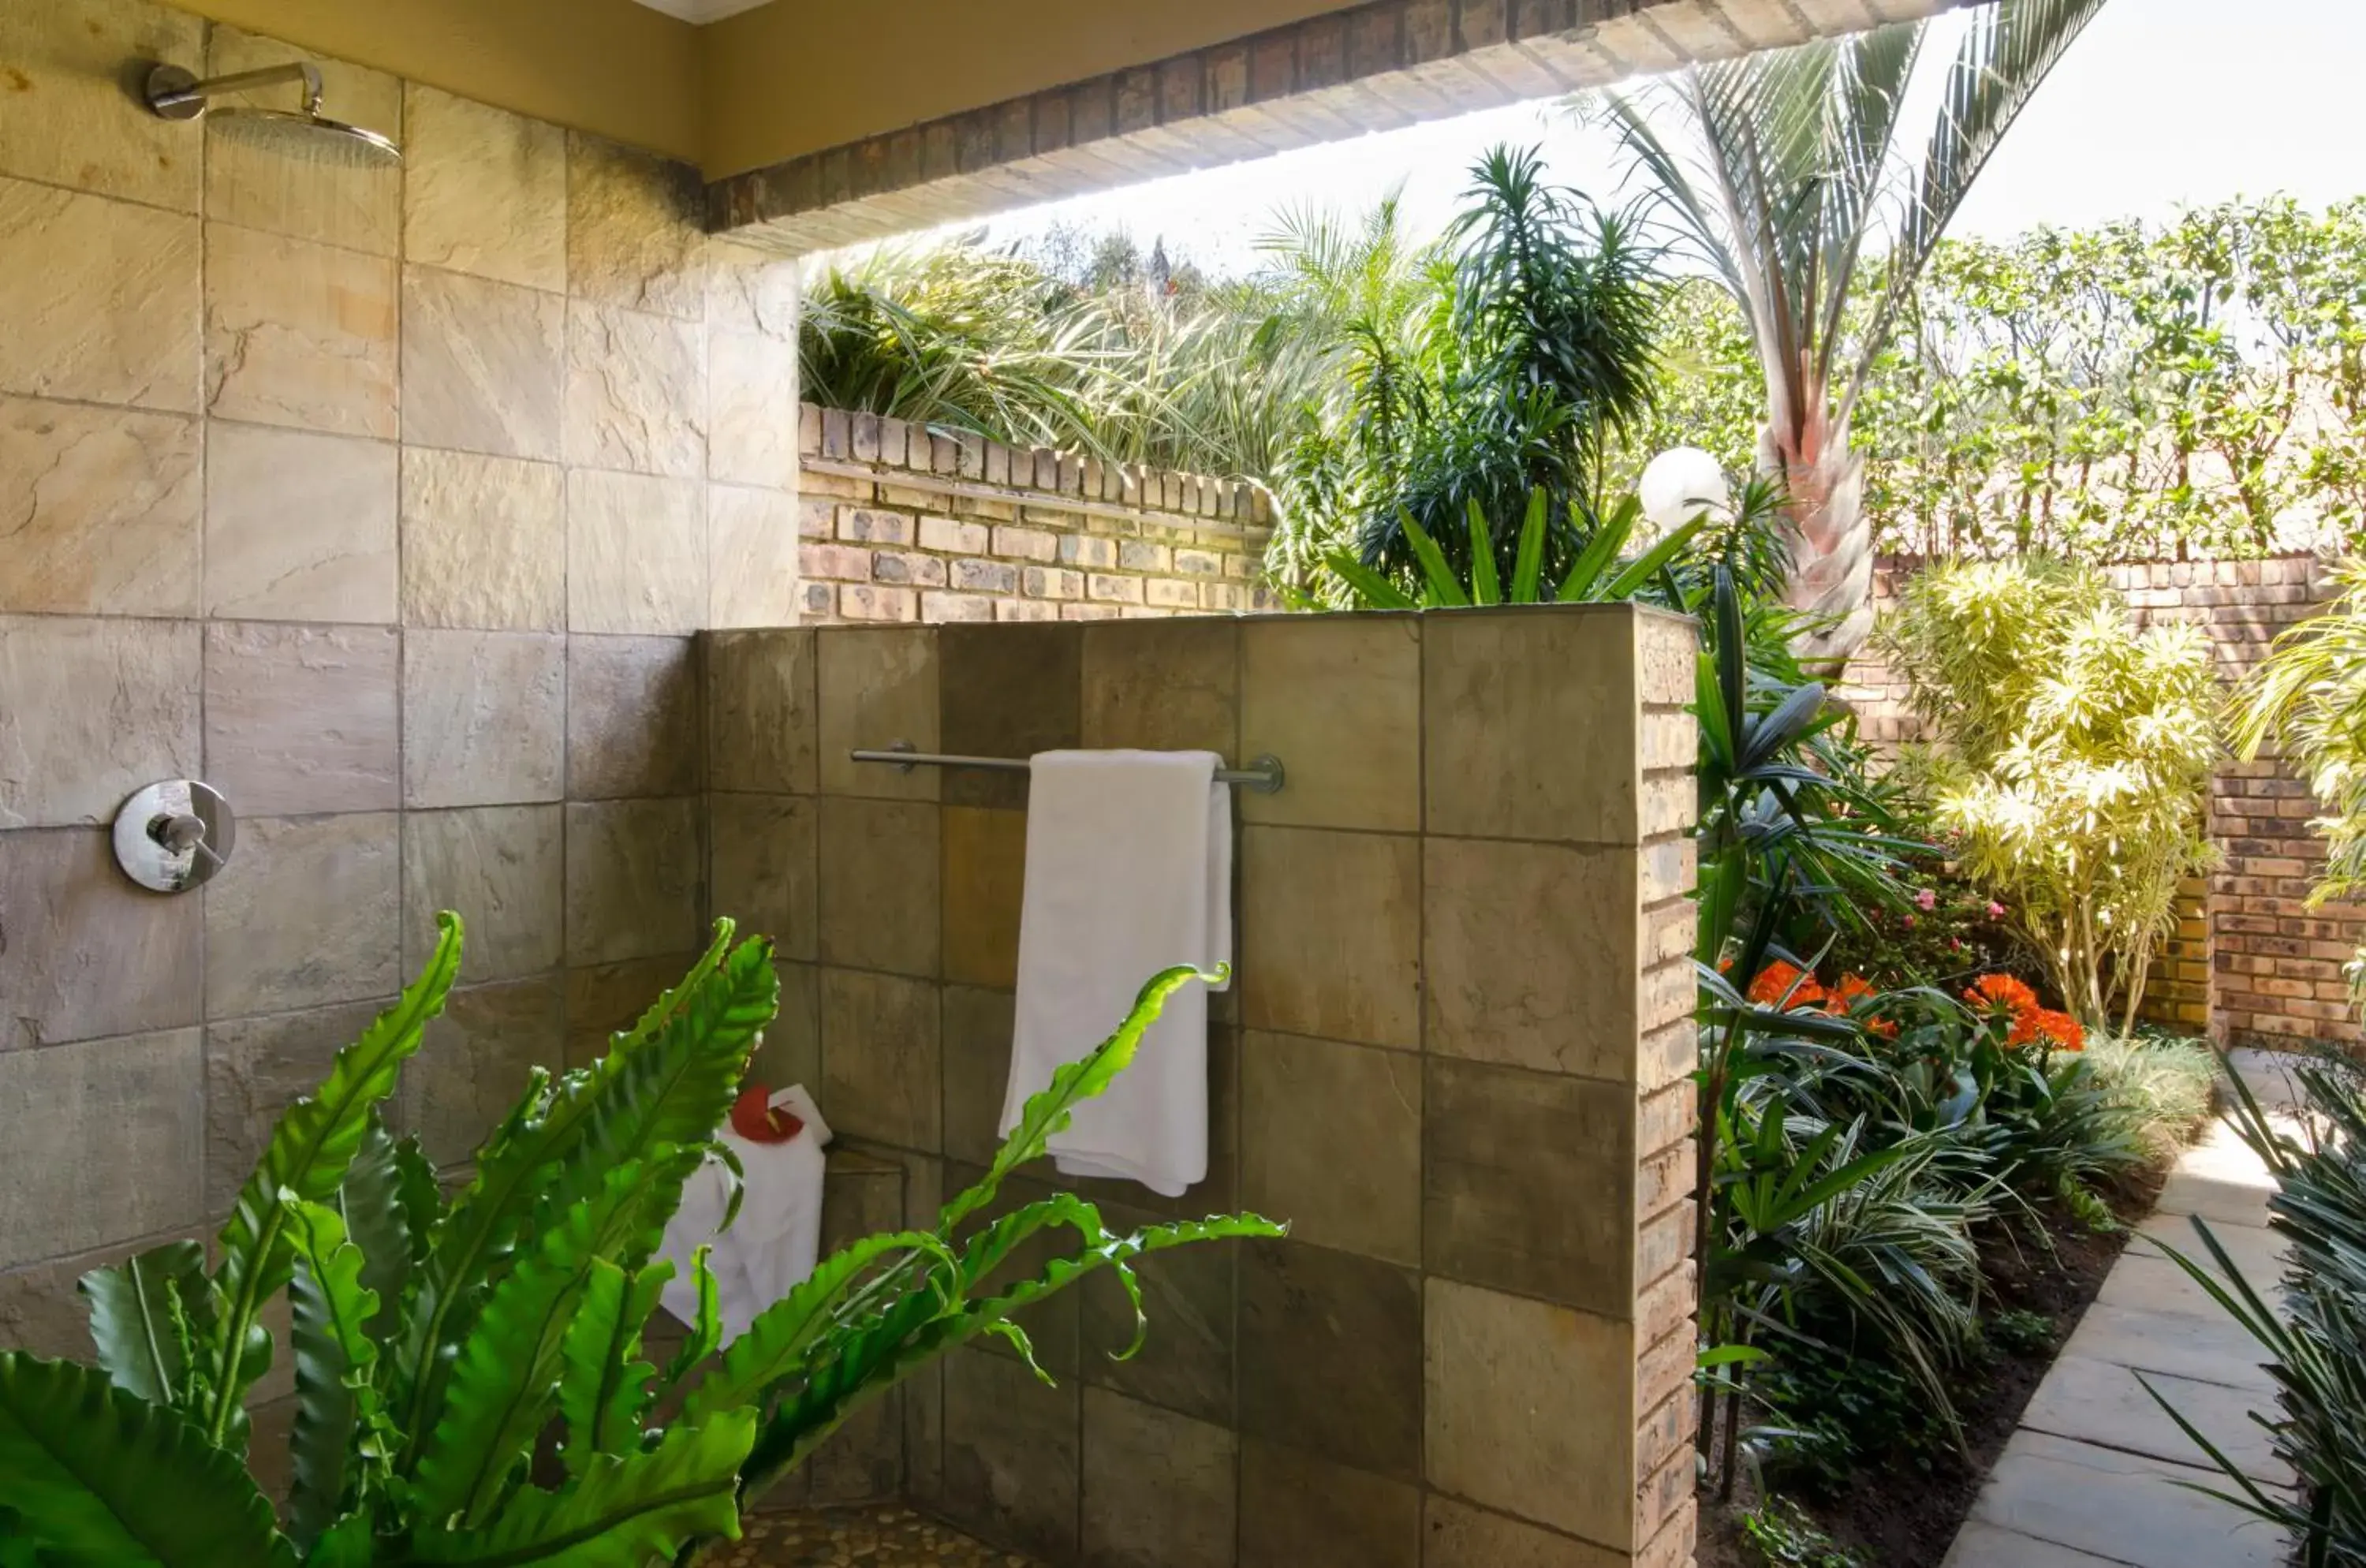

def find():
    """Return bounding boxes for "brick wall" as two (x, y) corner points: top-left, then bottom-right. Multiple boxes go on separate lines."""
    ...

(1839, 555), (2363, 1051)
(795, 404), (1278, 625)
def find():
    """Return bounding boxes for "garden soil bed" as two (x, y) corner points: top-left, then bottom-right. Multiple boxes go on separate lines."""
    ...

(1697, 1163), (2169, 1567)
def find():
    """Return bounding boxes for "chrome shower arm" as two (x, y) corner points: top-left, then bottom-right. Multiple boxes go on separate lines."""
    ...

(144, 62), (323, 118)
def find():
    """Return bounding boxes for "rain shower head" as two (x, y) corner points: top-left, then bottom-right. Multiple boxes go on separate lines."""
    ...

(144, 62), (401, 166)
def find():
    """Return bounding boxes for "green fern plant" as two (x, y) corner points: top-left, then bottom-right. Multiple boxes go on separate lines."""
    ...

(0, 914), (1277, 1566)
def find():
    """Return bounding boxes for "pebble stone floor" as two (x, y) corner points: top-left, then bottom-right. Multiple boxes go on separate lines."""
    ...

(729, 1507), (1037, 1566)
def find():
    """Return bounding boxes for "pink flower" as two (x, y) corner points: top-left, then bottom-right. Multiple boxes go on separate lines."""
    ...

(1915, 888), (1938, 912)
(1902, 914), (1916, 928)
(1950, 937), (1964, 951)
(1987, 901), (2006, 919)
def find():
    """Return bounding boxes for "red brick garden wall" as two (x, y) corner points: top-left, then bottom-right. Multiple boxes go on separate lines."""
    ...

(793, 404), (1279, 625)
(1840, 555), (2363, 1051)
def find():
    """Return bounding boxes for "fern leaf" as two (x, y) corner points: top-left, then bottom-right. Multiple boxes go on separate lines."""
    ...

(397, 928), (772, 1456)
(79, 1239), (210, 1408)
(0, 1352), (296, 1566)
(409, 1150), (702, 1526)
(202, 914), (463, 1450)
(284, 1200), (386, 1553)
(659, 1246), (722, 1394)
(941, 965), (1218, 1233)
(406, 1414), (754, 1568)
(335, 1116), (422, 1351)
(557, 1258), (671, 1472)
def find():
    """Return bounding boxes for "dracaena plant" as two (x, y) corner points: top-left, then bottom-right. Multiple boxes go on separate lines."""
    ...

(0, 915), (1277, 1567)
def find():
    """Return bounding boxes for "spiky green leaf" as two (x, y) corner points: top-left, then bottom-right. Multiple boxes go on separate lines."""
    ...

(284, 1200), (386, 1553)
(558, 1258), (671, 1471)
(80, 1239), (210, 1408)
(203, 913), (463, 1449)
(0, 1353), (296, 1567)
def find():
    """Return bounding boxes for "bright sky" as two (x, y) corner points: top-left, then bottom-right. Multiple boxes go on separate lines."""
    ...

(939, 0), (2366, 275)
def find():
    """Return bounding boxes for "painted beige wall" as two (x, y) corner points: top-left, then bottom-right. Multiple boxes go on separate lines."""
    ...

(698, 0), (1368, 177)
(160, 0), (1368, 175)
(164, 0), (703, 161)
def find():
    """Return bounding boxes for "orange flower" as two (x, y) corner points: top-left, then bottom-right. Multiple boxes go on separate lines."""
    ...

(1867, 1017), (1901, 1040)
(1826, 974), (1877, 1014)
(1963, 973), (2039, 1016)
(2009, 1007), (2085, 1052)
(1748, 961), (1824, 1009)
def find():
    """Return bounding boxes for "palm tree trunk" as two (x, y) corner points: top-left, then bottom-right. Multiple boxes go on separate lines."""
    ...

(1762, 409), (1875, 669)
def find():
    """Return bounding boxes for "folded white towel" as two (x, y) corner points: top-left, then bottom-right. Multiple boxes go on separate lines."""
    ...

(657, 1084), (831, 1339)
(999, 749), (1231, 1198)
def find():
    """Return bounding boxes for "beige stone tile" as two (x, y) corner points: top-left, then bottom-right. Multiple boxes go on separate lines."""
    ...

(202, 28), (401, 254)
(940, 1345), (1080, 1563)
(203, 621), (398, 815)
(750, 958), (820, 1092)
(403, 976), (565, 1167)
(1077, 1188), (1237, 1422)
(401, 629), (565, 808)
(203, 421), (396, 622)
(1241, 1440), (1420, 1568)
(1241, 827), (1421, 1050)
(942, 806), (1024, 990)
(563, 952), (700, 1068)
(1425, 1277), (1634, 1547)
(203, 1000), (384, 1214)
(707, 483), (801, 629)
(939, 622), (1081, 810)
(0, 615), (199, 828)
(398, 447), (565, 631)
(564, 299), (706, 478)
(565, 469), (704, 633)
(566, 134), (703, 320)
(204, 812), (401, 1018)
(1425, 836), (1639, 1081)
(1243, 1032), (1421, 1266)
(1081, 618), (1238, 754)
(0, 177), (199, 412)
(401, 84), (563, 293)
(818, 796), (941, 978)
(567, 635), (701, 799)
(1239, 1238), (1422, 1478)
(0, 394), (199, 615)
(708, 325), (797, 489)
(707, 240), (800, 342)
(563, 797), (702, 966)
(940, 984), (1014, 1167)
(1421, 1496), (1626, 1568)
(819, 967), (942, 1152)
(1241, 614), (1420, 832)
(1080, 1388), (1237, 1568)
(1968, 1431), (2293, 1568)
(0, 1029), (203, 1269)
(1424, 1057), (1636, 1315)
(400, 265), (564, 461)
(401, 804), (564, 984)
(1425, 607), (1641, 844)
(203, 223), (396, 439)
(0, 827), (201, 1051)
(707, 629), (818, 793)
(709, 793), (818, 962)
(0, 0), (203, 208)
(817, 627), (941, 799)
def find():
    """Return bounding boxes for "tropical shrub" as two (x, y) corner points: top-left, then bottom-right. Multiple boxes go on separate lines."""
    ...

(0, 916), (1274, 1566)
(2155, 1057), (2366, 1567)
(1879, 559), (2222, 1032)
(2237, 559), (2366, 1013)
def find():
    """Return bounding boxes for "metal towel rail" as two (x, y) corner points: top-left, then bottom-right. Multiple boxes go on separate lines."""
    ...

(849, 743), (1285, 794)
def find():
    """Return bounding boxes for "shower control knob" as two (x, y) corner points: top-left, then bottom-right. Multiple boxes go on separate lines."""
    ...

(114, 781), (236, 893)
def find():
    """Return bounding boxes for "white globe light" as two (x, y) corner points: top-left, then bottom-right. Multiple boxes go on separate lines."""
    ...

(1638, 447), (1732, 539)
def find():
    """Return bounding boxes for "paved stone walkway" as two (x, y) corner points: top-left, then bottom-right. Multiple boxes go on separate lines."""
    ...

(1942, 1057), (2303, 1568)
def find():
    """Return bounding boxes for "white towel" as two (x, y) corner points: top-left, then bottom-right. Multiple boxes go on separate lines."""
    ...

(998, 749), (1231, 1198)
(657, 1084), (831, 1340)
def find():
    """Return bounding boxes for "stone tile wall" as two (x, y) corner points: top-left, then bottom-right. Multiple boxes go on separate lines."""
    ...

(797, 405), (1278, 625)
(703, 605), (1702, 1567)
(1839, 554), (2360, 1051)
(0, 0), (801, 1482)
